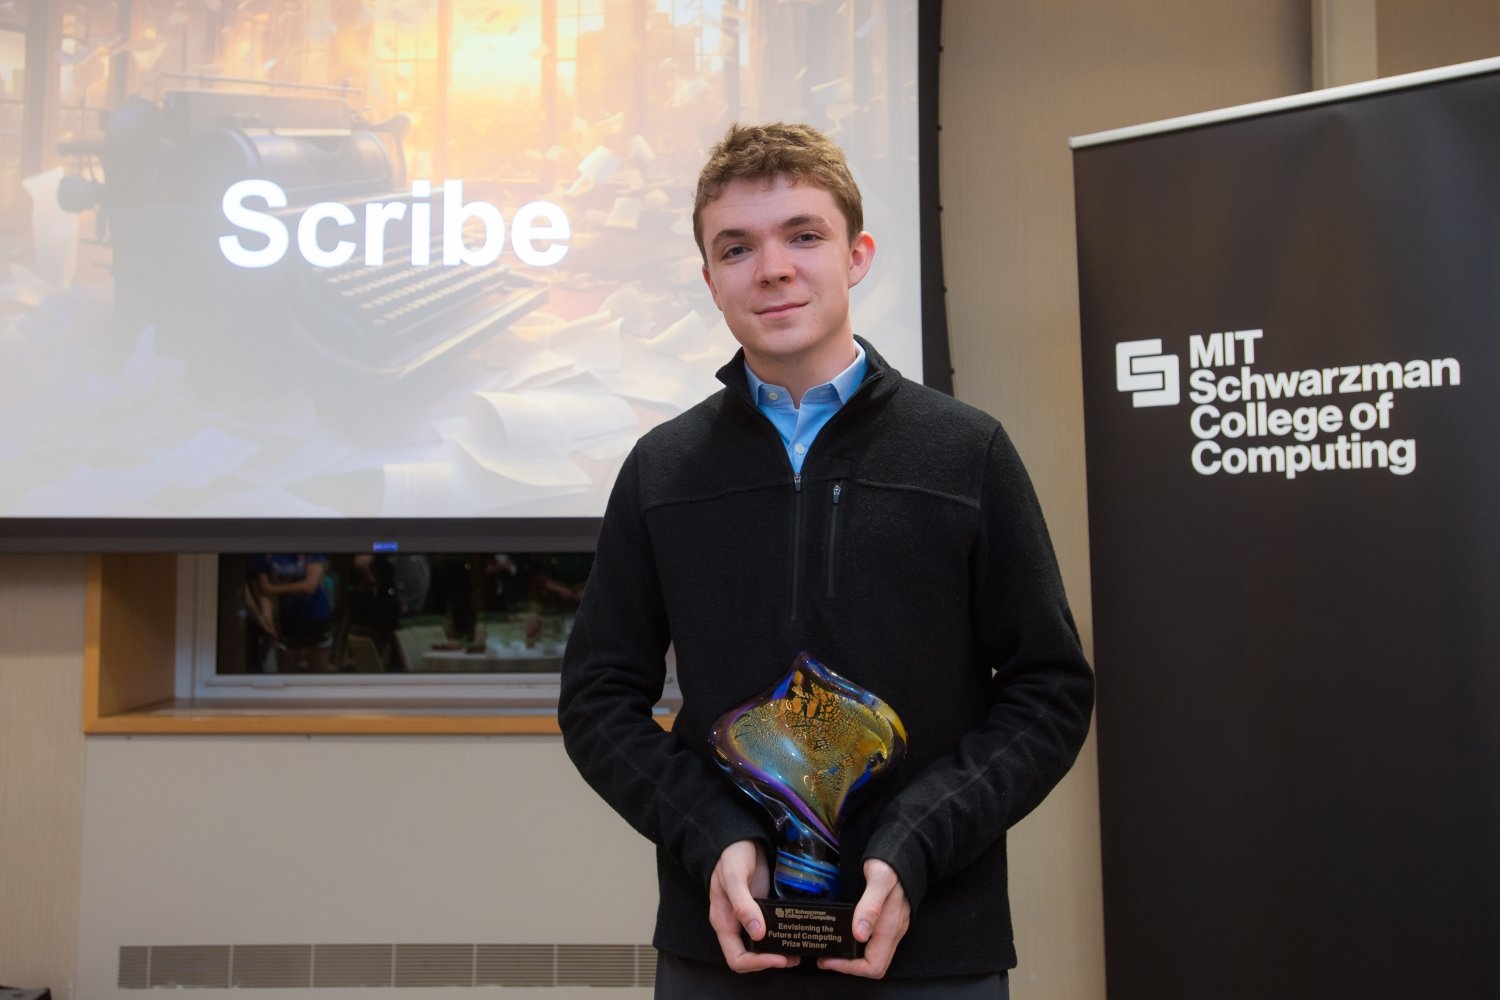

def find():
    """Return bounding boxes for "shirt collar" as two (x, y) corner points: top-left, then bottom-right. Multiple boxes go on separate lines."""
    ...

(745, 340), (868, 407)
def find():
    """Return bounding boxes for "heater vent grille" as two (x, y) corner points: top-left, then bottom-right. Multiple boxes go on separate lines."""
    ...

(117, 942), (657, 990)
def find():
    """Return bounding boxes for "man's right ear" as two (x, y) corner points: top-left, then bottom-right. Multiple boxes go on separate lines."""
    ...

(702, 264), (723, 311)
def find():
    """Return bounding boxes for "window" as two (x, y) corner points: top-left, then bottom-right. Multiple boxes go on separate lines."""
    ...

(179, 551), (678, 713)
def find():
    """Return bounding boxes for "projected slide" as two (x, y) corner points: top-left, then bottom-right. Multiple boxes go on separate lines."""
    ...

(0, 0), (921, 523)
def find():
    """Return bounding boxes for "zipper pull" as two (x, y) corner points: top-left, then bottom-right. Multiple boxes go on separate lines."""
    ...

(832, 481), (842, 504)
(794, 472), (803, 492)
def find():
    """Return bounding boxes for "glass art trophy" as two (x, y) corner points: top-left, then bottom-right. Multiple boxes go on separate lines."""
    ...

(709, 651), (908, 958)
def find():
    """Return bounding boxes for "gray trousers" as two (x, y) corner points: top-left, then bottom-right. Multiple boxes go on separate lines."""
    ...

(654, 953), (1010, 1000)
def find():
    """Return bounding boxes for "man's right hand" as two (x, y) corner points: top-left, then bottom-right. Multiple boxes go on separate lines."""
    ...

(707, 840), (800, 973)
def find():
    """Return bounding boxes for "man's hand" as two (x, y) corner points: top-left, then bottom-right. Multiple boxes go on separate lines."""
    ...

(817, 858), (910, 979)
(708, 840), (800, 972)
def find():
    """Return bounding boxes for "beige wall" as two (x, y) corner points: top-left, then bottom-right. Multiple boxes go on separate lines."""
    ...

(0, 556), (88, 996)
(1377, 0), (1500, 76)
(6, 5), (1500, 999)
(938, 4), (1310, 997)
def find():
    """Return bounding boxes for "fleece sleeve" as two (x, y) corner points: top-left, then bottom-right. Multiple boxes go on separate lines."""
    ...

(862, 425), (1096, 908)
(557, 447), (770, 887)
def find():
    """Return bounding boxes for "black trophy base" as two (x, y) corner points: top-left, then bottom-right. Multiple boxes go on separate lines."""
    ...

(747, 898), (863, 958)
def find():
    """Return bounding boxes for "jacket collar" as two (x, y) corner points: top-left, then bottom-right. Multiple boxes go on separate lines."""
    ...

(715, 335), (899, 407)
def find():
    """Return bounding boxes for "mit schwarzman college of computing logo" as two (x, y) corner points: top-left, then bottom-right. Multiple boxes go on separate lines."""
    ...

(1116, 339), (1181, 407)
(1113, 329), (1462, 480)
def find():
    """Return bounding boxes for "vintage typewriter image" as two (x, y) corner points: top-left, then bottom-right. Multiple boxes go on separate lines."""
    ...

(60, 85), (549, 382)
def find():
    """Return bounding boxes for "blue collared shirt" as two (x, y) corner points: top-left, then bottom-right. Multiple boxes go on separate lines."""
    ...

(745, 342), (867, 474)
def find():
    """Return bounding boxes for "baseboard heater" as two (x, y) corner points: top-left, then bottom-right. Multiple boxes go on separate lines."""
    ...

(117, 943), (656, 990)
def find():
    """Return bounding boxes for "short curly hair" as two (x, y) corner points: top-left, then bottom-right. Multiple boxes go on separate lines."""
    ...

(692, 122), (864, 261)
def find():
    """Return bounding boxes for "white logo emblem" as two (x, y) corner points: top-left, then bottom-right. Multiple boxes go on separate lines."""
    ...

(1116, 339), (1180, 407)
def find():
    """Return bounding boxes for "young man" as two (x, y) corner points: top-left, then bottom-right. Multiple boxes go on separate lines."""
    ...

(559, 123), (1093, 998)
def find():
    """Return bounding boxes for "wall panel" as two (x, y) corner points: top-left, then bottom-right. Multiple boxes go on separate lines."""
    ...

(1378, 0), (1500, 76)
(0, 556), (88, 997)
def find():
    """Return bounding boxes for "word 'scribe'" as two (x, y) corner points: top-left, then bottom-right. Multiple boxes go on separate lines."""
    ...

(219, 179), (571, 270)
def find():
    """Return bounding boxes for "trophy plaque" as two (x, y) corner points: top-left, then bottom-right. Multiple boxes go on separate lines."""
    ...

(709, 652), (908, 958)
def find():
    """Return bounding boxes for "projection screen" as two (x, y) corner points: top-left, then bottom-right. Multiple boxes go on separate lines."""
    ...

(0, 0), (941, 551)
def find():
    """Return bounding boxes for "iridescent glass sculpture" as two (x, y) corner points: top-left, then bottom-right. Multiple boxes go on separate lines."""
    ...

(710, 652), (908, 906)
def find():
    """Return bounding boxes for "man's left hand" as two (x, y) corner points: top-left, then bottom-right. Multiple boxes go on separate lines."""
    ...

(817, 858), (910, 979)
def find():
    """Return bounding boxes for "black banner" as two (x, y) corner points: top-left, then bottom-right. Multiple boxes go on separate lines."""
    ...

(1075, 65), (1500, 1000)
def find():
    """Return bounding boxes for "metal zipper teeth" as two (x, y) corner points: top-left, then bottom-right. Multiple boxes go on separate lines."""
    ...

(826, 480), (843, 598)
(789, 471), (803, 622)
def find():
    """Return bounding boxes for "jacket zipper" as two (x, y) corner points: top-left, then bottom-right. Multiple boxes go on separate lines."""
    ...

(789, 472), (803, 621)
(721, 367), (884, 624)
(826, 480), (843, 598)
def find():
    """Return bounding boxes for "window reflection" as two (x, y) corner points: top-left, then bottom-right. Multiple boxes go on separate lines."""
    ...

(217, 552), (591, 676)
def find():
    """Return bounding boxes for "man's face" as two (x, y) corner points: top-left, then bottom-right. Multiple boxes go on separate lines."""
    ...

(699, 176), (875, 382)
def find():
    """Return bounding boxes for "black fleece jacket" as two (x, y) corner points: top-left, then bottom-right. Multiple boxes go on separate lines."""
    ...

(559, 338), (1094, 978)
